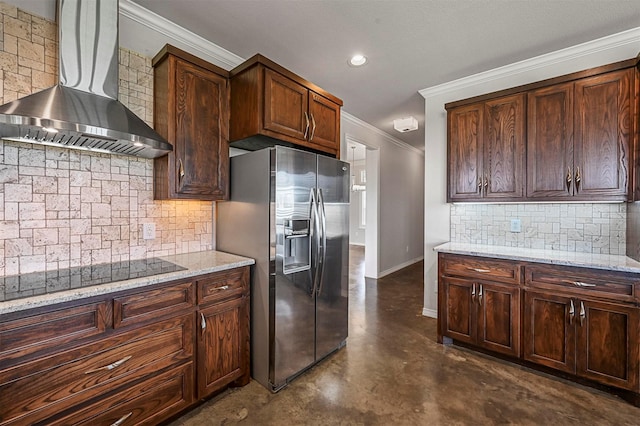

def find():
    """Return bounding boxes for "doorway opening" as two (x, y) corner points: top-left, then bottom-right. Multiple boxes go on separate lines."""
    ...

(345, 135), (379, 279)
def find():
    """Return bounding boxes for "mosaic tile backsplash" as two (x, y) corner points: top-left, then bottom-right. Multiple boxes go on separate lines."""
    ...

(0, 3), (213, 276)
(450, 203), (626, 255)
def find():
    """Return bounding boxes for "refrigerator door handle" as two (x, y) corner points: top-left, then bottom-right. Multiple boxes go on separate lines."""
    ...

(316, 188), (327, 296)
(310, 188), (321, 297)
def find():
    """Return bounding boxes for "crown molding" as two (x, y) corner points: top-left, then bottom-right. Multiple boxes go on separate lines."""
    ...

(119, 0), (244, 69)
(341, 111), (424, 156)
(419, 26), (640, 99)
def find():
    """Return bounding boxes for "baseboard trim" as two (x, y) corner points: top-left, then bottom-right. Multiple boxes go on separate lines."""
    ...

(378, 256), (424, 278)
(422, 307), (437, 318)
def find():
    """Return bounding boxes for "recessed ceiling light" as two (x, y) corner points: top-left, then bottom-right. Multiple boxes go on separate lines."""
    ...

(348, 54), (367, 67)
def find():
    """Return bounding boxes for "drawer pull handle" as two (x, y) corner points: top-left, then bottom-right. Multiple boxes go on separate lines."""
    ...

(574, 281), (596, 287)
(201, 312), (207, 335)
(569, 299), (575, 325)
(470, 268), (491, 273)
(85, 355), (132, 374)
(579, 301), (586, 326)
(214, 285), (230, 291)
(111, 412), (133, 426)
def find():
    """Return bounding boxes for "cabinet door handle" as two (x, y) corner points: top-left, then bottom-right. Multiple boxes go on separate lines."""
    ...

(85, 355), (132, 374)
(178, 159), (185, 183)
(310, 113), (317, 141)
(469, 268), (491, 273)
(478, 284), (483, 305)
(111, 412), (133, 426)
(477, 176), (483, 193)
(566, 167), (572, 193)
(575, 166), (581, 192)
(200, 312), (207, 335)
(569, 299), (575, 325)
(483, 174), (488, 192)
(579, 301), (586, 326)
(471, 283), (476, 303)
(573, 281), (597, 288)
(303, 112), (310, 139)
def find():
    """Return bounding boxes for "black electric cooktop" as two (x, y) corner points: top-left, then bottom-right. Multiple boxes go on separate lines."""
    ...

(0, 258), (186, 302)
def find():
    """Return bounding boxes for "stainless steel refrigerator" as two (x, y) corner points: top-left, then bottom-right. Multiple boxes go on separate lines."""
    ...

(217, 146), (349, 392)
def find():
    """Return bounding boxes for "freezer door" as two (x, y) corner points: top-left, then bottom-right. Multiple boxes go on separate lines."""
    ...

(272, 147), (318, 388)
(315, 155), (350, 360)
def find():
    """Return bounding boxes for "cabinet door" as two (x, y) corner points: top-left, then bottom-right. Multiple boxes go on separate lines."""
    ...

(197, 296), (249, 398)
(308, 92), (341, 152)
(264, 68), (309, 141)
(174, 58), (229, 198)
(523, 291), (576, 374)
(573, 69), (631, 200)
(476, 283), (520, 357)
(526, 83), (574, 199)
(576, 300), (639, 390)
(448, 103), (484, 201)
(484, 94), (525, 199)
(440, 276), (476, 344)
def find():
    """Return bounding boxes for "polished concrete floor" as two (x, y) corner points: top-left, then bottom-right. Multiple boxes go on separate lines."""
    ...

(170, 246), (640, 425)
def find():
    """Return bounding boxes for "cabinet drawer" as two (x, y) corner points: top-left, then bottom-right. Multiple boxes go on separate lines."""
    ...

(197, 267), (249, 305)
(0, 301), (112, 368)
(439, 254), (521, 284)
(525, 264), (638, 302)
(50, 363), (194, 426)
(0, 314), (193, 426)
(114, 281), (194, 329)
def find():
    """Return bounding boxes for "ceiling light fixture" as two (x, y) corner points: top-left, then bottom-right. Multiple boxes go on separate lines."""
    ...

(393, 116), (418, 133)
(348, 54), (367, 67)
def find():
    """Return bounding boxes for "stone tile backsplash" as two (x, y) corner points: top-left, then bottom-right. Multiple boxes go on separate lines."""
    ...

(450, 203), (626, 255)
(0, 3), (213, 276)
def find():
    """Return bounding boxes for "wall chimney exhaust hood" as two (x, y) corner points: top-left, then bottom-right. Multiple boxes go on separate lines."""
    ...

(0, 0), (172, 159)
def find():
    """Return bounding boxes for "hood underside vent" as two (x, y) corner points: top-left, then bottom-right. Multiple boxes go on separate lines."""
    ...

(0, 0), (172, 159)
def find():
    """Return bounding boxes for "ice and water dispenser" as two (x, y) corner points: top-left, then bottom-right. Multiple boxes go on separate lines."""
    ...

(283, 218), (311, 274)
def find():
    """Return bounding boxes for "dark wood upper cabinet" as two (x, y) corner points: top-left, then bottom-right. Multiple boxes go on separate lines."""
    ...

(484, 94), (525, 199)
(229, 54), (343, 158)
(153, 45), (230, 200)
(447, 58), (637, 203)
(448, 103), (484, 201)
(573, 69), (632, 199)
(528, 69), (632, 200)
(526, 83), (574, 199)
(447, 93), (525, 202)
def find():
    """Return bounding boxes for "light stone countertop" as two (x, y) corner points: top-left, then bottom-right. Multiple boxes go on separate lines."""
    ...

(0, 250), (255, 315)
(433, 242), (640, 274)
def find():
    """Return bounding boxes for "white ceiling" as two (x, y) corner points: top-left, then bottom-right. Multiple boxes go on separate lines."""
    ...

(9, 0), (640, 152)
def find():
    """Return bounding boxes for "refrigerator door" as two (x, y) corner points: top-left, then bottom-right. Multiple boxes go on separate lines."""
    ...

(272, 147), (318, 388)
(315, 155), (350, 360)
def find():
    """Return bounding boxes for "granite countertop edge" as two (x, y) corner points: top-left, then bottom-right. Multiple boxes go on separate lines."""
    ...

(433, 242), (640, 274)
(0, 250), (255, 316)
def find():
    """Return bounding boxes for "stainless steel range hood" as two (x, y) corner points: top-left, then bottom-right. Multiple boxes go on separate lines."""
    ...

(0, 0), (172, 159)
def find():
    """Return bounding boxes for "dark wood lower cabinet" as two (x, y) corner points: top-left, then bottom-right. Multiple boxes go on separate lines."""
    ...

(197, 295), (250, 398)
(439, 252), (640, 402)
(524, 291), (639, 391)
(441, 276), (520, 357)
(0, 267), (251, 425)
(523, 291), (576, 373)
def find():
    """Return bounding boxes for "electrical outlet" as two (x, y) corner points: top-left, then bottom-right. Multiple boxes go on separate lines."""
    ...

(142, 223), (156, 240)
(510, 218), (521, 233)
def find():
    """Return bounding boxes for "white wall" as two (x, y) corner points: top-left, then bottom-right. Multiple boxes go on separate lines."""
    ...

(420, 28), (640, 318)
(342, 113), (425, 277)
